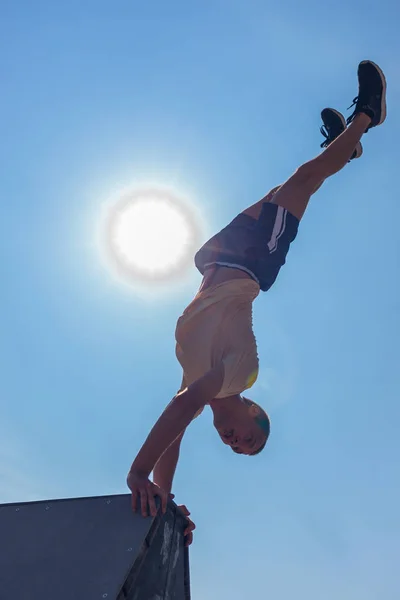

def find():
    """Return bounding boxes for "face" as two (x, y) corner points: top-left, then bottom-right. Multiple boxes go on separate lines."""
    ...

(215, 414), (266, 455)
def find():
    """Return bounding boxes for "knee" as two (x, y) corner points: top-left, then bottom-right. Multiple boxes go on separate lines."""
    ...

(294, 160), (326, 190)
(295, 160), (319, 181)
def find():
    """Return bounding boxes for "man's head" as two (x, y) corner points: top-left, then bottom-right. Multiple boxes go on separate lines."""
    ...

(210, 395), (270, 455)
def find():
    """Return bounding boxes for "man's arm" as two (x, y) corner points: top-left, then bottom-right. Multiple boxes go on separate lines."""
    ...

(128, 362), (224, 479)
(152, 430), (185, 494)
(152, 375), (187, 493)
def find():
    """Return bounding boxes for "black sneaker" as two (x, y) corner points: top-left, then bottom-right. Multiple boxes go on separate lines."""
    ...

(321, 108), (363, 160)
(346, 60), (387, 130)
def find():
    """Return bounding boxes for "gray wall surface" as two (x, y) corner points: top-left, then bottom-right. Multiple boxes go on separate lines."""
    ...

(0, 494), (190, 600)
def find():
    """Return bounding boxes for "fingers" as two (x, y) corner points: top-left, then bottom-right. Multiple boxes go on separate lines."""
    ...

(147, 490), (157, 517)
(139, 488), (149, 517)
(184, 519), (195, 547)
(131, 490), (138, 513)
(160, 488), (169, 514)
(176, 504), (195, 545)
(183, 515), (196, 546)
(142, 483), (163, 517)
(184, 518), (196, 537)
(130, 480), (171, 518)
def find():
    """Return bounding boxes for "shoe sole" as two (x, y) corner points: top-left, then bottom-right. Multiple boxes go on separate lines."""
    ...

(322, 108), (362, 159)
(322, 108), (346, 131)
(360, 60), (387, 126)
(354, 142), (363, 159)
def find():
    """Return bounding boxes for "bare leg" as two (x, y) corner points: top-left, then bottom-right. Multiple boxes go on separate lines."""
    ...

(270, 113), (371, 220)
(242, 186), (281, 220)
(243, 112), (370, 221)
(198, 112), (372, 291)
(243, 181), (323, 220)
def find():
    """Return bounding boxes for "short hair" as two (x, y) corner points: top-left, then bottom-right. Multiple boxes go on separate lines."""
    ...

(242, 397), (270, 455)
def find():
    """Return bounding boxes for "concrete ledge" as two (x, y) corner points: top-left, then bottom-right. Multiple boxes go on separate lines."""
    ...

(0, 494), (190, 600)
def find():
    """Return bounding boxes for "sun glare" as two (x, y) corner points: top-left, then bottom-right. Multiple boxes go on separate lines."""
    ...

(103, 189), (199, 283)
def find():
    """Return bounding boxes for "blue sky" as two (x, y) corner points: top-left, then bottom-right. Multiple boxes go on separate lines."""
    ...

(1, 1), (400, 598)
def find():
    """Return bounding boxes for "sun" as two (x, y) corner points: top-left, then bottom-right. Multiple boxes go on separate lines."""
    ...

(103, 188), (199, 283)
(113, 199), (190, 272)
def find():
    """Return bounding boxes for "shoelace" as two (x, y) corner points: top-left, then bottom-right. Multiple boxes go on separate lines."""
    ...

(346, 103), (358, 125)
(346, 94), (373, 130)
(320, 125), (330, 148)
(346, 95), (360, 125)
(347, 96), (358, 111)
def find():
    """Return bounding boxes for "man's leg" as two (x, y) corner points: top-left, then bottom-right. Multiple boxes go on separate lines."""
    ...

(194, 61), (386, 291)
(242, 109), (361, 222)
(245, 60), (386, 222)
(269, 112), (370, 221)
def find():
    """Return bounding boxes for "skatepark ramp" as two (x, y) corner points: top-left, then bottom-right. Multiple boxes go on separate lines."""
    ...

(0, 493), (190, 600)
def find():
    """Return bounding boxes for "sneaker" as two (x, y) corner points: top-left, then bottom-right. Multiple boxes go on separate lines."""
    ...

(346, 60), (387, 130)
(321, 108), (363, 160)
